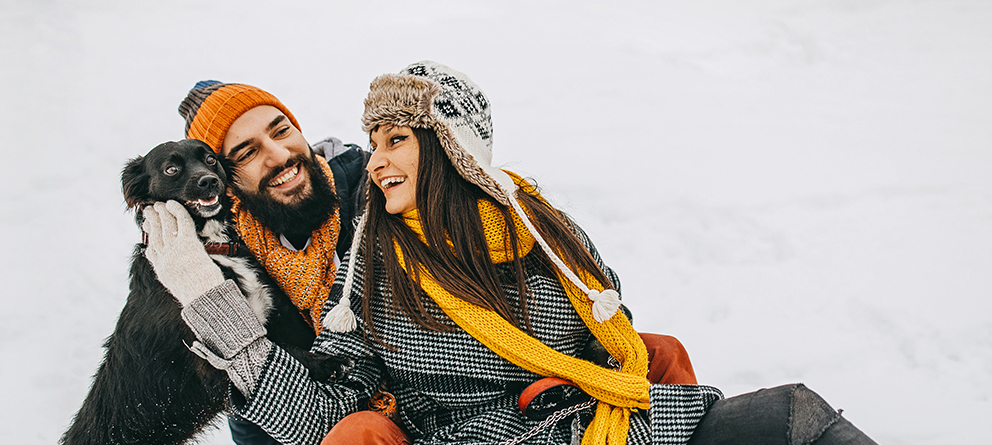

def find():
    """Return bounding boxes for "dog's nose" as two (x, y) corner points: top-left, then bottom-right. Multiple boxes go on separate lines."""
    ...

(198, 175), (219, 189)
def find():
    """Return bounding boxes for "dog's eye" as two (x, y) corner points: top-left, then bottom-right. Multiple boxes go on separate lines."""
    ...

(164, 166), (179, 176)
(205, 155), (217, 166)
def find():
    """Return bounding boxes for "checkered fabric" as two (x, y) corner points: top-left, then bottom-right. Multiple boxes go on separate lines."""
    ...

(233, 222), (723, 445)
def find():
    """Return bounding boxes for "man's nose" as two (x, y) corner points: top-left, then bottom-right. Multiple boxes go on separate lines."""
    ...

(261, 139), (291, 167)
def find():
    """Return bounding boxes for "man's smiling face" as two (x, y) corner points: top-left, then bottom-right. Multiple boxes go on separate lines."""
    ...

(221, 105), (313, 205)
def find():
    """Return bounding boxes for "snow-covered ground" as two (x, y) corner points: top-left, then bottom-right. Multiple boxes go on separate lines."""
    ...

(1, 1), (989, 443)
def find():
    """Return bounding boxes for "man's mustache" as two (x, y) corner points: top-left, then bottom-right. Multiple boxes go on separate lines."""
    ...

(258, 155), (312, 192)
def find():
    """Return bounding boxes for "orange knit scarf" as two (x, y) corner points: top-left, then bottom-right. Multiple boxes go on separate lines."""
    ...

(229, 157), (340, 334)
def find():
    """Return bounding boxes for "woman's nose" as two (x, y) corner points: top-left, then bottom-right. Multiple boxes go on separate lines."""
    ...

(367, 149), (386, 173)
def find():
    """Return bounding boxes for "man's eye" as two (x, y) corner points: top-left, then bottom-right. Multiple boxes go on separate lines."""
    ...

(236, 149), (256, 163)
(205, 155), (217, 165)
(165, 166), (179, 176)
(274, 126), (289, 137)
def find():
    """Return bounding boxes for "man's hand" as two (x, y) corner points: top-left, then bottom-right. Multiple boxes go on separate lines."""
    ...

(143, 200), (226, 305)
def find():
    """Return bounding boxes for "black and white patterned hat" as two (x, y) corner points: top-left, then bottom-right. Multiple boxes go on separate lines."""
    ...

(360, 61), (516, 206)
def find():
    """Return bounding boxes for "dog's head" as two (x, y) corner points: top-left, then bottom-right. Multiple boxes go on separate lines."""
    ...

(122, 139), (233, 221)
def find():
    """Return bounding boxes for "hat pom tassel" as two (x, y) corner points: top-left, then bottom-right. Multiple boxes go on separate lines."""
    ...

(323, 296), (357, 332)
(587, 289), (621, 323)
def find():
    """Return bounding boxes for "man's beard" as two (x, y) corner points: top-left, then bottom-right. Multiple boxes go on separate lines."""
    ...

(231, 152), (338, 237)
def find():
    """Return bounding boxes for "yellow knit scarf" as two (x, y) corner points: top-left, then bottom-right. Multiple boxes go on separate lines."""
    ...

(396, 178), (650, 445)
(229, 157), (340, 334)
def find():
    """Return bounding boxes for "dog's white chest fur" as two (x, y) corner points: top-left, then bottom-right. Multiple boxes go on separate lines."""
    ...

(199, 219), (273, 323)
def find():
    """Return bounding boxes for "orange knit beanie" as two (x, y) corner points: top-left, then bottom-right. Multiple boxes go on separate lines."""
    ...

(178, 80), (301, 153)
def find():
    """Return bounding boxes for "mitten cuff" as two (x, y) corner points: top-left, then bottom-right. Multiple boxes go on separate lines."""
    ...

(182, 279), (268, 359)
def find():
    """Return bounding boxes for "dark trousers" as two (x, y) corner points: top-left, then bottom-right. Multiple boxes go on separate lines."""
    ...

(229, 413), (281, 445)
(688, 384), (877, 445)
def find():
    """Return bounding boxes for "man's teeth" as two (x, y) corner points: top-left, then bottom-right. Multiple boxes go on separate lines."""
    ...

(381, 177), (405, 189)
(269, 165), (299, 187)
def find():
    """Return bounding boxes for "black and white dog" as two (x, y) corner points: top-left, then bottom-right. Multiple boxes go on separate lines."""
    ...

(60, 139), (348, 445)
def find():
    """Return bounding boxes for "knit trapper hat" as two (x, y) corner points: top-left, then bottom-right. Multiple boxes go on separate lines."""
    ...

(322, 61), (621, 333)
(178, 80), (301, 153)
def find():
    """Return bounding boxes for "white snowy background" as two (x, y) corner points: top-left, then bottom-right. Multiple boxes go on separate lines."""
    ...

(1, 0), (989, 444)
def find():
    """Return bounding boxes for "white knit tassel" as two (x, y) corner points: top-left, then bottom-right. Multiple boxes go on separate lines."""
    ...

(506, 193), (620, 323)
(587, 289), (621, 323)
(323, 295), (357, 332)
(323, 211), (367, 333)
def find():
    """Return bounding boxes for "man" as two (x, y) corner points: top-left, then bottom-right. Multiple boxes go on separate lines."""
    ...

(177, 80), (368, 445)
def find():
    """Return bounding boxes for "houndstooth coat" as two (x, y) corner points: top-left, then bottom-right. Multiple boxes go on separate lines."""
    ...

(233, 224), (723, 445)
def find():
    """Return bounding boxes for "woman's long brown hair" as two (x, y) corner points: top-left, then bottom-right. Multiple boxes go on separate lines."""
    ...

(361, 127), (613, 347)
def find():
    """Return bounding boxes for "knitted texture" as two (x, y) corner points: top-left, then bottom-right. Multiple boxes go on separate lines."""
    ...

(181, 280), (268, 358)
(232, 214), (721, 445)
(179, 81), (301, 153)
(396, 177), (649, 445)
(229, 158), (340, 333)
(141, 200), (227, 305)
(181, 280), (274, 396)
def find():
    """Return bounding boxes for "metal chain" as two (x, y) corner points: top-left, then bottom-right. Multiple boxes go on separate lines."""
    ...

(608, 356), (622, 370)
(495, 360), (619, 445)
(497, 399), (596, 445)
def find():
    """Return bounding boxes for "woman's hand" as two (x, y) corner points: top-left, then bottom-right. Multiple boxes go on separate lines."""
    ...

(142, 200), (226, 305)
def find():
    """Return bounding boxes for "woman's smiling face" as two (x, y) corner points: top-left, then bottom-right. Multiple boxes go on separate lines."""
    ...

(367, 125), (420, 215)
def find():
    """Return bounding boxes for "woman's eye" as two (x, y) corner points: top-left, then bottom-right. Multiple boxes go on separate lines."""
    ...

(165, 166), (179, 176)
(205, 155), (217, 165)
(390, 135), (407, 145)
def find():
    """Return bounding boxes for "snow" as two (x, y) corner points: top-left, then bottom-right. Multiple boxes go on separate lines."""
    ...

(1, 0), (989, 443)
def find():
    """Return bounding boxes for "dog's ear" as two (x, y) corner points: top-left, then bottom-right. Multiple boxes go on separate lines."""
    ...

(121, 155), (149, 210)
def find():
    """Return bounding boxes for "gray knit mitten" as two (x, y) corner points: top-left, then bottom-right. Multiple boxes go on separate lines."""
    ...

(182, 280), (271, 394)
(143, 200), (226, 305)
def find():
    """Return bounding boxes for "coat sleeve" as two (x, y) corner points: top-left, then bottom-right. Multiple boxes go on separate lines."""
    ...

(648, 384), (724, 445)
(231, 335), (382, 445)
(229, 246), (383, 445)
(179, 277), (382, 445)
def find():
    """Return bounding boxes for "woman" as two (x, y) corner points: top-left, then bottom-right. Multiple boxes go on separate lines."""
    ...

(143, 61), (876, 445)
